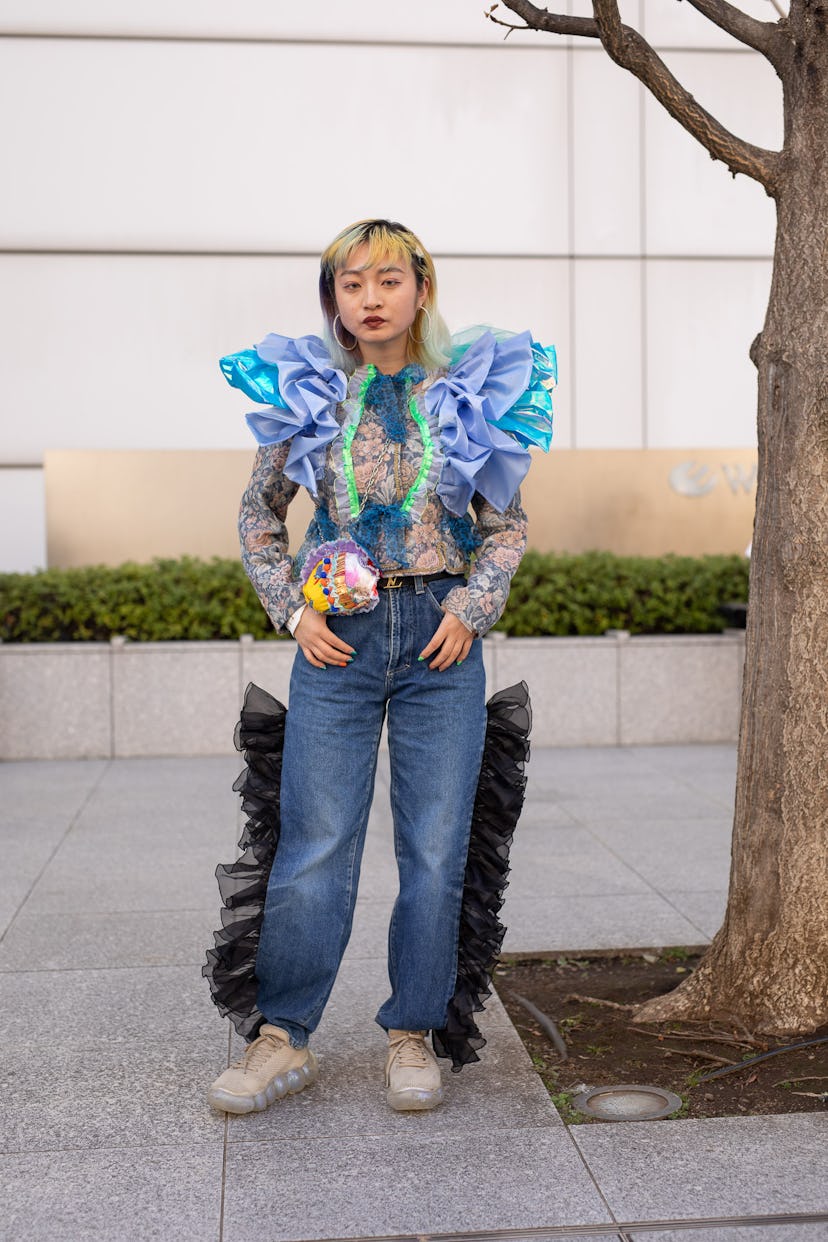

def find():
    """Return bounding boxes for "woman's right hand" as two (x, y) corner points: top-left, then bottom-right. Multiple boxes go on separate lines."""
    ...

(294, 606), (356, 669)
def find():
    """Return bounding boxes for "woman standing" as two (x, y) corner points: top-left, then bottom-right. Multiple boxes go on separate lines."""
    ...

(205, 219), (555, 1114)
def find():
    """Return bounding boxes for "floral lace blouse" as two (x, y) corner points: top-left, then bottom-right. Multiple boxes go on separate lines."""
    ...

(239, 365), (528, 637)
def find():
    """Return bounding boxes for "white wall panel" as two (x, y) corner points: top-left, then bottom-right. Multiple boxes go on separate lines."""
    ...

(0, 39), (567, 254)
(571, 48), (642, 254)
(0, 255), (320, 458)
(641, 1), (781, 49)
(573, 260), (643, 448)
(0, 253), (568, 458)
(0, 1), (541, 46)
(0, 470), (47, 571)
(439, 256), (571, 446)
(646, 258), (771, 449)
(644, 51), (780, 256)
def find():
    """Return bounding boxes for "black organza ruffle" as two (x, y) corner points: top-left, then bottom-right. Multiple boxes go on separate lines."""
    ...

(432, 681), (532, 1072)
(202, 682), (286, 1041)
(203, 679), (531, 1065)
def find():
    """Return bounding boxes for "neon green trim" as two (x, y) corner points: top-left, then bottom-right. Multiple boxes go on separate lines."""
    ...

(343, 372), (430, 519)
(402, 399), (433, 514)
(342, 367), (376, 518)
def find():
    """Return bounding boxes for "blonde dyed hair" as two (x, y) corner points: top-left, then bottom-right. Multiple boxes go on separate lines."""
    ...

(319, 219), (451, 372)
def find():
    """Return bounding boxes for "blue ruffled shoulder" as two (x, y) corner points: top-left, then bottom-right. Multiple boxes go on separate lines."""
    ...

(425, 327), (556, 516)
(220, 333), (347, 494)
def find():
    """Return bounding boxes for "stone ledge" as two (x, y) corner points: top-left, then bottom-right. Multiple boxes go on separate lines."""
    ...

(0, 633), (746, 759)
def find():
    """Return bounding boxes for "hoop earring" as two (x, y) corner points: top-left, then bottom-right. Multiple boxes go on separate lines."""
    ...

(408, 305), (433, 346)
(333, 314), (358, 351)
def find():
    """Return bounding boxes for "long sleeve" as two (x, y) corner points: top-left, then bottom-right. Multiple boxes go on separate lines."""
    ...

(441, 489), (528, 637)
(238, 443), (306, 634)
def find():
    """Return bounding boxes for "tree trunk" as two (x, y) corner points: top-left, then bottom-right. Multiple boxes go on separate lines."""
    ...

(635, 7), (828, 1036)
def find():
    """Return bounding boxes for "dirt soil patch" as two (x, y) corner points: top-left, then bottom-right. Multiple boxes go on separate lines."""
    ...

(493, 951), (828, 1123)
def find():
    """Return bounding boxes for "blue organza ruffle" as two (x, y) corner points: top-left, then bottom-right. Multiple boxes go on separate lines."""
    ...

(426, 330), (541, 516)
(220, 334), (347, 495)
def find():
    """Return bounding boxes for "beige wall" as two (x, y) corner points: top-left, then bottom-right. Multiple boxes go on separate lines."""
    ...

(45, 449), (756, 568)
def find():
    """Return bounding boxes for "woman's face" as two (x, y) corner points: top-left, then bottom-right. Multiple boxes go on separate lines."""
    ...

(334, 242), (428, 363)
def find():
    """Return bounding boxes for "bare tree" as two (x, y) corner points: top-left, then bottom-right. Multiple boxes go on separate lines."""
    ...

(489, 0), (827, 1035)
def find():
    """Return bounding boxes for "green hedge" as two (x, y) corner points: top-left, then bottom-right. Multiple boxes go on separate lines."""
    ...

(0, 551), (749, 643)
(493, 550), (748, 637)
(0, 558), (276, 643)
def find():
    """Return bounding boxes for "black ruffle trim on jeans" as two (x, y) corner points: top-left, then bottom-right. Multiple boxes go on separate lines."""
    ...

(431, 681), (532, 1072)
(202, 682), (286, 1042)
(203, 679), (531, 1063)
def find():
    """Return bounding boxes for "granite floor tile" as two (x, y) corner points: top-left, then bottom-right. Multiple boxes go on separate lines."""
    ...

(502, 892), (709, 954)
(69, 806), (239, 842)
(421, 1127), (613, 1234)
(345, 854), (401, 902)
(0, 899), (18, 939)
(0, 813), (78, 845)
(222, 1128), (613, 1241)
(21, 837), (228, 913)
(0, 908), (219, 971)
(1, 1039), (227, 1153)
(2, 1143), (223, 1241)
(628, 1226), (828, 1242)
(509, 825), (652, 897)
(222, 1133), (431, 1240)
(584, 819), (733, 890)
(572, 1114), (828, 1221)
(515, 798), (583, 830)
(660, 889), (728, 940)
(560, 781), (729, 821)
(629, 743), (738, 774)
(346, 899), (395, 958)
(527, 747), (642, 786)
(0, 965), (219, 1048)
(95, 755), (241, 793)
(0, 843), (65, 909)
(0, 759), (108, 811)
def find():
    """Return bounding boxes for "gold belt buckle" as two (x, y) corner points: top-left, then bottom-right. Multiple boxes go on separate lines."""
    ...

(383, 575), (402, 589)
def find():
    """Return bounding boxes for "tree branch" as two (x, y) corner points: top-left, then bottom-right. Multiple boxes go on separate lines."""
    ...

(685, 0), (789, 68)
(486, 3), (602, 40)
(497, 0), (782, 197)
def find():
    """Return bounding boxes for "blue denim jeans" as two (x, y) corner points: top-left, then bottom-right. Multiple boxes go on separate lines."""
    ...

(254, 575), (487, 1047)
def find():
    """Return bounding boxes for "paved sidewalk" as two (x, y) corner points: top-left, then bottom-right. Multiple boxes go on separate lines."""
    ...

(1, 744), (825, 1241)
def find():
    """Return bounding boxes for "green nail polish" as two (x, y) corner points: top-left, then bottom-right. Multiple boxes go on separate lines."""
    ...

(456, 659), (464, 665)
(418, 655), (425, 661)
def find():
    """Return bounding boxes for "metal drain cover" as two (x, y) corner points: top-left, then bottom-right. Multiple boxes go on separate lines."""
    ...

(572, 1083), (683, 1121)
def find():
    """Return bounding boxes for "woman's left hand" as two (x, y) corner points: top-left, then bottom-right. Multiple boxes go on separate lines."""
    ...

(419, 611), (475, 671)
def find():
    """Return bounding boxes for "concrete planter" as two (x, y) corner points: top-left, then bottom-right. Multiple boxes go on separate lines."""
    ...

(0, 632), (746, 760)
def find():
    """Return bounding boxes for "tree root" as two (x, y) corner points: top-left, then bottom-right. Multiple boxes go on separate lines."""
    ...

(565, 992), (636, 1011)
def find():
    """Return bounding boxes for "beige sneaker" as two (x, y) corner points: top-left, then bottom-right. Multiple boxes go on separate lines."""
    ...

(385, 1029), (444, 1111)
(207, 1024), (318, 1114)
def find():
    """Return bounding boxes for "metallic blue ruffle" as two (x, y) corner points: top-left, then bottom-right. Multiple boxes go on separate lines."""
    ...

(219, 349), (288, 409)
(492, 341), (556, 452)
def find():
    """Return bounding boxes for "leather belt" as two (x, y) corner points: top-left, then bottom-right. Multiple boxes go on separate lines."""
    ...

(377, 570), (464, 590)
